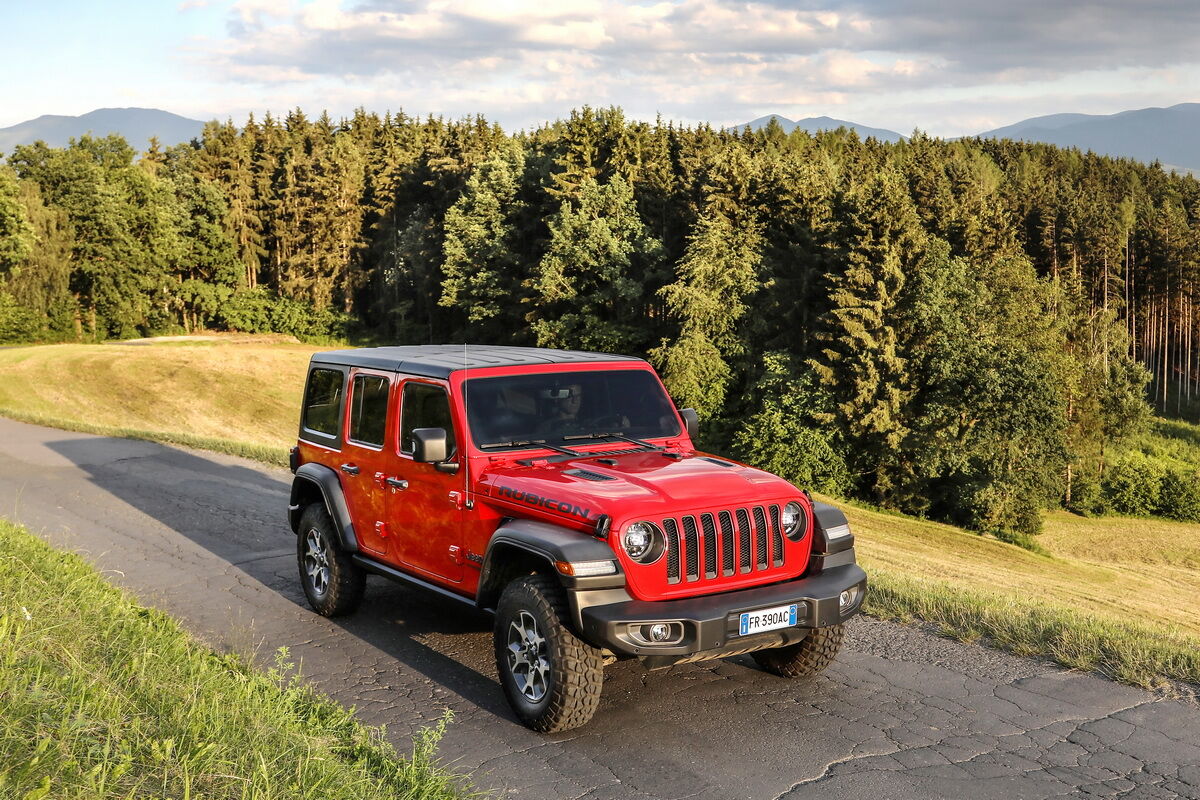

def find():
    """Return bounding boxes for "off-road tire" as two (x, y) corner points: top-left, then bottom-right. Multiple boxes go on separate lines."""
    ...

(297, 503), (365, 617)
(751, 624), (844, 678)
(494, 575), (604, 732)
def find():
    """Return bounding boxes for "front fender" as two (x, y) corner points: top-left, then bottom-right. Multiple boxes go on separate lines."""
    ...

(477, 519), (625, 612)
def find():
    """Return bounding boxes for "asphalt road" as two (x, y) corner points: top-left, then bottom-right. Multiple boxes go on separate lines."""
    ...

(2, 416), (1199, 799)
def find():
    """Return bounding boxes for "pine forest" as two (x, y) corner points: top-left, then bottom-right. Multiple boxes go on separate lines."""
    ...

(3, 107), (1200, 541)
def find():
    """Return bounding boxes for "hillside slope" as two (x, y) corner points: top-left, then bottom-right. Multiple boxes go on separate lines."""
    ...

(2, 339), (1198, 684)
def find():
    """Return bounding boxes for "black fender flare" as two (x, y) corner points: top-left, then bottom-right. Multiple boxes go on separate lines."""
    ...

(289, 462), (359, 552)
(477, 519), (624, 612)
(810, 501), (853, 554)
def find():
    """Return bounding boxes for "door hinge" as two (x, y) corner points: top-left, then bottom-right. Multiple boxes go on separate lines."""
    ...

(375, 521), (390, 539)
(448, 545), (463, 565)
(448, 491), (473, 509)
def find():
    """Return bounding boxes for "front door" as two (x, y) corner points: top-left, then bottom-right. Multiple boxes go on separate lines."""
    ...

(338, 370), (394, 556)
(388, 379), (464, 583)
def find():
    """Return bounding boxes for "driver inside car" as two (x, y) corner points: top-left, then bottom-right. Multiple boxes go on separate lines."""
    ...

(537, 382), (628, 437)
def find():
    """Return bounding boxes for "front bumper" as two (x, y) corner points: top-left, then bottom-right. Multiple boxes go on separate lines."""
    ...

(573, 562), (867, 665)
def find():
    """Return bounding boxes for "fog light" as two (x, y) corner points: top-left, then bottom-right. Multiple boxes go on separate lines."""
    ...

(628, 621), (684, 646)
(839, 587), (858, 609)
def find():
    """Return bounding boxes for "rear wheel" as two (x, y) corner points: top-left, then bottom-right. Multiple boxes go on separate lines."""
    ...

(751, 624), (844, 678)
(494, 575), (604, 732)
(297, 503), (365, 617)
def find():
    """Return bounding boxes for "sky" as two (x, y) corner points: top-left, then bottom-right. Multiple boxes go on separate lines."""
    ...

(4, 0), (1199, 136)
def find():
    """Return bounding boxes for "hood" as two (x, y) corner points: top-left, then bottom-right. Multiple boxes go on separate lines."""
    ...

(473, 448), (799, 527)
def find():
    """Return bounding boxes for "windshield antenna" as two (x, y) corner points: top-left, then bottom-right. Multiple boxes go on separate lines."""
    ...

(462, 340), (471, 508)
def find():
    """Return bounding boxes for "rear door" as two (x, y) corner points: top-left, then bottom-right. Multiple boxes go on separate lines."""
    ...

(388, 379), (465, 583)
(338, 369), (394, 556)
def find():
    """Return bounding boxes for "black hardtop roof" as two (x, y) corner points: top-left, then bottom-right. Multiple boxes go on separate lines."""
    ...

(310, 344), (645, 378)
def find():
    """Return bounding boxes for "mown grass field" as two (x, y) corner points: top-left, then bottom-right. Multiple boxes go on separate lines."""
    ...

(2, 339), (1199, 688)
(0, 517), (464, 800)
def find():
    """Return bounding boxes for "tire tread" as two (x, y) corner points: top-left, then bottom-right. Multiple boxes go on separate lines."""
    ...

(751, 624), (844, 678)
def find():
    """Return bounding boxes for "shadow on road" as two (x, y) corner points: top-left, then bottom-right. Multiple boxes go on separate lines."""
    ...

(45, 435), (521, 723)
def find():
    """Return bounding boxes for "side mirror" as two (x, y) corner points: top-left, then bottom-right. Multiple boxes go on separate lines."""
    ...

(679, 408), (699, 441)
(412, 427), (448, 463)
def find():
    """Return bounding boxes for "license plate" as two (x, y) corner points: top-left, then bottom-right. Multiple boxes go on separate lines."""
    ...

(739, 603), (798, 636)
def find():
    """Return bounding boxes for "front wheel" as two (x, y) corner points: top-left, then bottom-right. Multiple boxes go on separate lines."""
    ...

(751, 624), (844, 678)
(494, 575), (604, 732)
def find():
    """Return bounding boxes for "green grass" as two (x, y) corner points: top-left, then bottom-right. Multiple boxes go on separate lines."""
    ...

(1129, 417), (1200, 470)
(0, 517), (467, 800)
(3, 340), (1200, 689)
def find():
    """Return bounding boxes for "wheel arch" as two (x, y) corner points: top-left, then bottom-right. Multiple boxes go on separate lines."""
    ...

(476, 518), (623, 612)
(289, 462), (359, 552)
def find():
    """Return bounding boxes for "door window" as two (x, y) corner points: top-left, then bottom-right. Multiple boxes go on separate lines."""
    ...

(302, 368), (345, 439)
(399, 383), (457, 457)
(348, 374), (390, 448)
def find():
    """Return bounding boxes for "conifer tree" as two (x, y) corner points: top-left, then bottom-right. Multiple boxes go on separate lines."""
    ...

(440, 142), (529, 341)
(810, 166), (923, 503)
(530, 175), (662, 352)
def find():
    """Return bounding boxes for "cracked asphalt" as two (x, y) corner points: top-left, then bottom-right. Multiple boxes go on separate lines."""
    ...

(1, 416), (1199, 799)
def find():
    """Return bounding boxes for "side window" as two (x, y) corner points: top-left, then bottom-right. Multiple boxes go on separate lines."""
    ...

(348, 374), (390, 448)
(302, 368), (344, 438)
(400, 383), (457, 457)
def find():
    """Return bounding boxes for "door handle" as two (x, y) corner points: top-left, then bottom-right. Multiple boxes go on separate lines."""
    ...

(340, 463), (360, 475)
(385, 477), (408, 490)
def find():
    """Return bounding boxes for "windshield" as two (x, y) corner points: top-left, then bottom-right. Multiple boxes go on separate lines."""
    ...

(464, 369), (682, 450)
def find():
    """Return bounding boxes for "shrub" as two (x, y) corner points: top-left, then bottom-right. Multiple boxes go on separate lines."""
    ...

(0, 289), (42, 343)
(1158, 466), (1200, 522)
(1102, 455), (1165, 516)
(216, 287), (349, 342)
(1067, 466), (1110, 517)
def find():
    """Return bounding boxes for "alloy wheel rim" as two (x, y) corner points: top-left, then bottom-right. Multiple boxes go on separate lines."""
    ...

(304, 529), (331, 597)
(507, 610), (550, 702)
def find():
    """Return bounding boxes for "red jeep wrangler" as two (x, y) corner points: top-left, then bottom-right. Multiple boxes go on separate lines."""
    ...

(288, 345), (866, 732)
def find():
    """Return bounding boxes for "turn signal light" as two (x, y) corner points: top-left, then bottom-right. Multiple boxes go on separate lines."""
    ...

(554, 559), (618, 577)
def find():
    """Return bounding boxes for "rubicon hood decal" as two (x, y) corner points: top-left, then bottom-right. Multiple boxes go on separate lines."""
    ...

(496, 484), (594, 521)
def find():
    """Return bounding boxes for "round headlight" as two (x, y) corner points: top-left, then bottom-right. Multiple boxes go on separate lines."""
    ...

(622, 522), (664, 564)
(782, 501), (808, 540)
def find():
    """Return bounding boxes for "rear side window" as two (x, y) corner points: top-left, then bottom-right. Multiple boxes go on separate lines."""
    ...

(400, 383), (456, 456)
(303, 368), (344, 438)
(348, 374), (390, 447)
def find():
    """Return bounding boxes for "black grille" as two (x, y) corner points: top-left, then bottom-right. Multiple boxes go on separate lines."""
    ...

(736, 508), (752, 573)
(700, 513), (717, 578)
(753, 506), (768, 569)
(664, 518), (680, 584)
(682, 516), (700, 581)
(660, 504), (785, 588)
(769, 504), (784, 566)
(718, 511), (735, 576)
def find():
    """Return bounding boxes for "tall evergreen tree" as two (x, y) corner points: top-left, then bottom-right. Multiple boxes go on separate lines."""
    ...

(530, 175), (662, 353)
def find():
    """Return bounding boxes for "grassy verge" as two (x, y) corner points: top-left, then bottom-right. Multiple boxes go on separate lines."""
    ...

(0, 517), (465, 800)
(3, 340), (1199, 690)
(865, 567), (1200, 688)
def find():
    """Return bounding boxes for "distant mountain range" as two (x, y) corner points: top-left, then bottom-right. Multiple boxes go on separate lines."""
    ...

(2, 104), (1197, 174)
(972, 103), (1200, 174)
(0, 108), (206, 156)
(734, 103), (1200, 173)
(733, 114), (905, 143)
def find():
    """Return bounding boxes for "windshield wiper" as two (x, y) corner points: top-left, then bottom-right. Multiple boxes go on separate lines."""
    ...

(480, 439), (582, 456)
(561, 432), (662, 450)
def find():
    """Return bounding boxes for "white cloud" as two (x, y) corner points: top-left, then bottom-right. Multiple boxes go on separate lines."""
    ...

(174, 0), (1200, 134)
